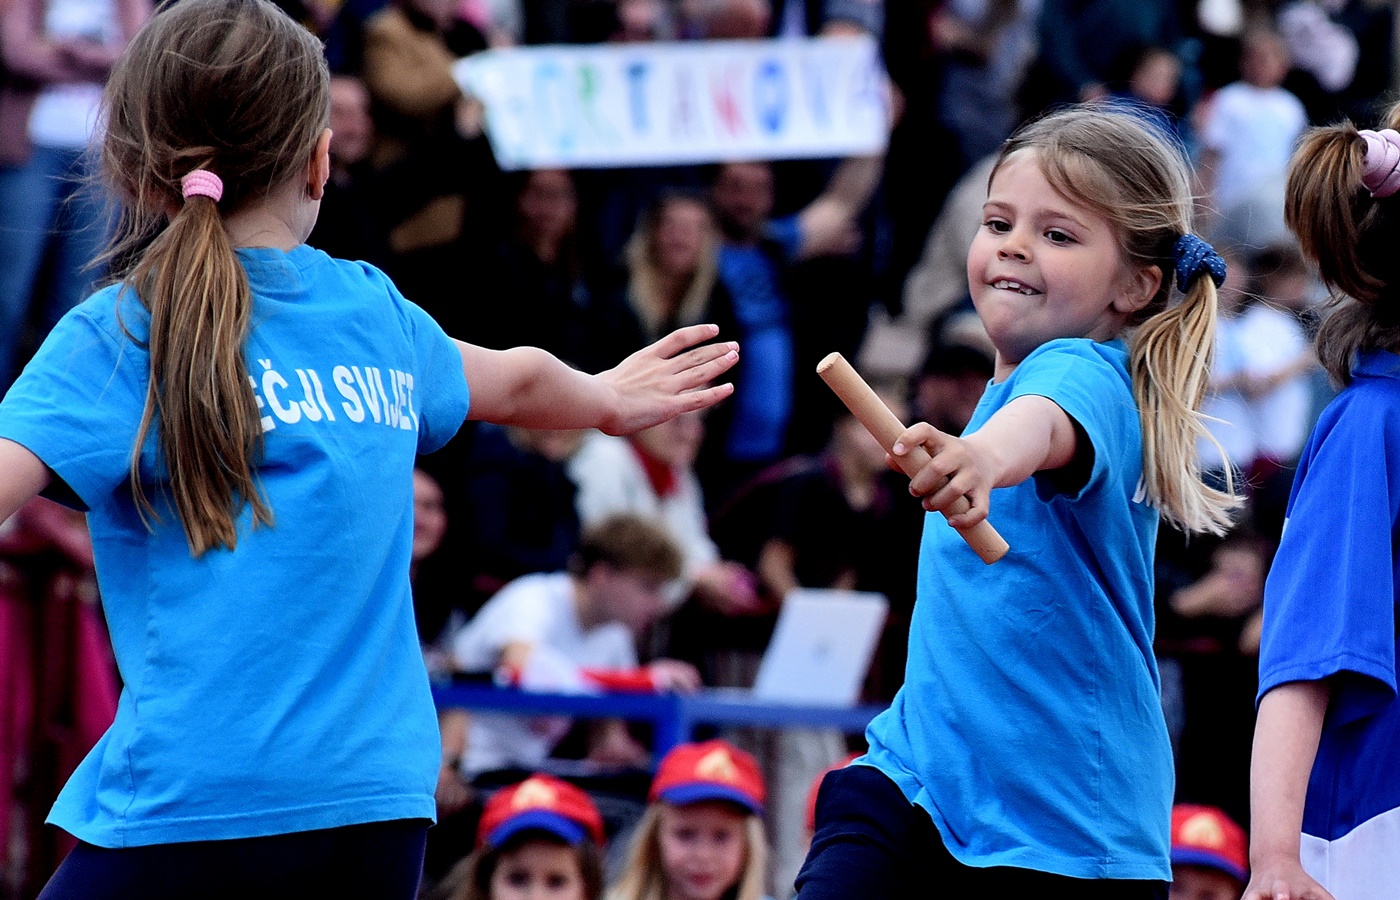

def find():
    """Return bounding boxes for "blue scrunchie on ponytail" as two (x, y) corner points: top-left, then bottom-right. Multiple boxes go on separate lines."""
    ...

(1173, 234), (1227, 289)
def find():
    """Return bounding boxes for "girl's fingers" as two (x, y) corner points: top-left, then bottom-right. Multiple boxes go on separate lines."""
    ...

(670, 342), (739, 382)
(677, 382), (735, 413)
(651, 323), (722, 358)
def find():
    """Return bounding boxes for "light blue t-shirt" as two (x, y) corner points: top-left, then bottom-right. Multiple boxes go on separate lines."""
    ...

(863, 338), (1172, 880)
(0, 245), (470, 847)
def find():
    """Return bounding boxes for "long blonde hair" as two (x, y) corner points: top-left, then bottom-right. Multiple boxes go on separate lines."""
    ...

(624, 192), (720, 342)
(99, 0), (330, 554)
(994, 107), (1238, 535)
(607, 805), (768, 900)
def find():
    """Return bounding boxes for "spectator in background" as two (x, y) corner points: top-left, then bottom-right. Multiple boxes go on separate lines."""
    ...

(1199, 26), (1306, 249)
(427, 774), (606, 900)
(908, 330), (994, 439)
(0, 0), (149, 395)
(1169, 804), (1248, 900)
(455, 424), (584, 616)
(307, 73), (390, 265)
(932, 0), (1042, 169)
(1109, 45), (1191, 151)
(411, 467), (456, 668)
(860, 154), (995, 381)
(1028, 0), (1185, 109)
(701, 156), (882, 506)
(589, 190), (737, 372)
(360, 0), (499, 301)
(569, 411), (762, 620)
(468, 169), (596, 369)
(443, 515), (700, 781)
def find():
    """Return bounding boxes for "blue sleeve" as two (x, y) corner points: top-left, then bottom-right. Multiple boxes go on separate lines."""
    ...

(380, 270), (470, 454)
(0, 288), (149, 511)
(1001, 340), (1139, 502)
(767, 215), (803, 260)
(1258, 392), (1399, 725)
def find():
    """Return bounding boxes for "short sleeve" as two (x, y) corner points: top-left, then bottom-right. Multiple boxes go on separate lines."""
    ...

(383, 273), (469, 454)
(0, 291), (149, 511)
(1001, 340), (1139, 502)
(1258, 395), (1399, 724)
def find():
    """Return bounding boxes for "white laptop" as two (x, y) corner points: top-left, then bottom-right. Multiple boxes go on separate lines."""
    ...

(750, 588), (889, 707)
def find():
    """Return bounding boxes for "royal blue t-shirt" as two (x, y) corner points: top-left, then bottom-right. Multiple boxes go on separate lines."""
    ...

(1259, 350), (1400, 885)
(0, 245), (470, 846)
(863, 338), (1172, 880)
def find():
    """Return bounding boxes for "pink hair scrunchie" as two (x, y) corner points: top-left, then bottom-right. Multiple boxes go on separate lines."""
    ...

(1360, 129), (1400, 199)
(180, 169), (223, 203)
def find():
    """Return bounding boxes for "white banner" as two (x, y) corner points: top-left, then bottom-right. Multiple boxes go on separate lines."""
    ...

(454, 37), (890, 170)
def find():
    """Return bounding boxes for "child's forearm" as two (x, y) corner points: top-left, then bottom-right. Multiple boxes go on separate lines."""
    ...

(459, 343), (621, 431)
(1250, 680), (1330, 867)
(963, 395), (1078, 488)
(456, 326), (737, 436)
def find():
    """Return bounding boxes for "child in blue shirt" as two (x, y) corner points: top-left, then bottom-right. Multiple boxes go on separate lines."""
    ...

(0, 2), (737, 897)
(796, 107), (1237, 897)
(1244, 114), (1400, 900)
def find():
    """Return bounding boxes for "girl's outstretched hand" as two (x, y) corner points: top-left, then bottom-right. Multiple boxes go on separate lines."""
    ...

(892, 422), (998, 530)
(597, 324), (738, 436)
(1241, 857), (1335, 900)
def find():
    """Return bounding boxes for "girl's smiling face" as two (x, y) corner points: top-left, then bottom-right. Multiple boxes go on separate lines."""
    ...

(967, 149), (1160, 380)
(489, 840), (587, 900)
(658, 801), (749, 900)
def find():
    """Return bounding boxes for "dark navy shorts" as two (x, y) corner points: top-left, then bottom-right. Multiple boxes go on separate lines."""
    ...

(38, 818), (430, 900)
(795, 764), (1167, 899)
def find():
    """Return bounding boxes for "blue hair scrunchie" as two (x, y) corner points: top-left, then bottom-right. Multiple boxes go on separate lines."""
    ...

(1173, 234), (1227, 289)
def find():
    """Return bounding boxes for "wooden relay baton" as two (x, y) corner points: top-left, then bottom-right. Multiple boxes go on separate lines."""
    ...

(817, 352), (1010, 565)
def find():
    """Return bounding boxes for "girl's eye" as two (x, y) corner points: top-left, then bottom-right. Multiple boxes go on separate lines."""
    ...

(1045, 229), (1074, 244)
(505, 870), (531, 887)
(985, 219), (1010, 234)
(546, 874), (569, 889)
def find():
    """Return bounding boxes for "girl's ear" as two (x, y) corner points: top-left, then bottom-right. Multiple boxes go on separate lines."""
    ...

(1113, 264), (1163, 315)
(308, 128), (332, 201)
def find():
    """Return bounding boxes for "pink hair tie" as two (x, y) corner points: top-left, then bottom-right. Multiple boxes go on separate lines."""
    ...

(181, 169), (223, 203)
(1360, 129), (1400, 199)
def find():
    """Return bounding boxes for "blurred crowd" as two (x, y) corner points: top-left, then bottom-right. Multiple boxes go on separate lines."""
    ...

(1, 0), (1396, 896)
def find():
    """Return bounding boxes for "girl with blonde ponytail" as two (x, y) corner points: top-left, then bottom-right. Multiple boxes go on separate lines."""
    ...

(1246, 106), (1400, 900)
(796, 106), (1236, 899)
(0, 1), (738, 896)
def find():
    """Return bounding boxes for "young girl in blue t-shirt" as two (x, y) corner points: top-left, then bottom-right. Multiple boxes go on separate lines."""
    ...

(0, 1), (737, 897)
(1244, 111), (1400, 900)
(796, 107), (1237, 898)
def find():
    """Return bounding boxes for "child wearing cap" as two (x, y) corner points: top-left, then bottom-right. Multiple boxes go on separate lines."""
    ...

(608, 740), (773, 900)
(1169, 804), (1248, 900)
(429, 774), (606, 900)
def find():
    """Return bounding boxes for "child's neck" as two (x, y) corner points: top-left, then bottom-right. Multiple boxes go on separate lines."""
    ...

(222, 178), (317, 251)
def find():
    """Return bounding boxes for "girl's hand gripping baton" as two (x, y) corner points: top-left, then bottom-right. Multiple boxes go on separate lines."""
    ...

(817, 352), (1010, 565)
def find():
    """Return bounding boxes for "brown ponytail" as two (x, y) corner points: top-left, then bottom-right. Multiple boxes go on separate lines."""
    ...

(99, 0), (330, 554)
(1285, 114), (1400, 386)
(996, 107), (1239, 536)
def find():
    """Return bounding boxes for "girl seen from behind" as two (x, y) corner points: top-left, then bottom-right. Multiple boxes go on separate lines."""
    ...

(1244, 110), (1400, 900)
(796, 106), (1237, 897)
(0, 2), (738, 897)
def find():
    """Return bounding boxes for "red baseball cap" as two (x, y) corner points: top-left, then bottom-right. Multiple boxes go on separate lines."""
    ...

(1170, 804), (1248, 884)
(649, 740), (765, 816)
(477, 775), (605, 849)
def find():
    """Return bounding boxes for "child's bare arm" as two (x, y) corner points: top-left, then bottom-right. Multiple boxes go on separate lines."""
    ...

(457, 324), (737, 435)
(1244, 680), (1335, 900)
(0, 439), (52, 525)
(893, 395), (1077, 529)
